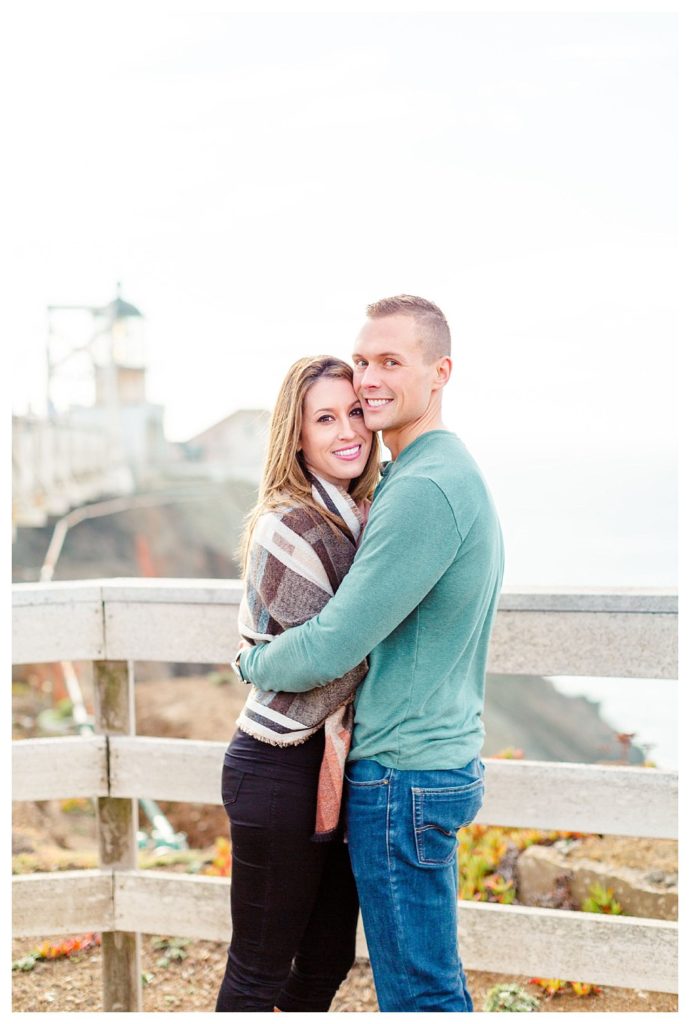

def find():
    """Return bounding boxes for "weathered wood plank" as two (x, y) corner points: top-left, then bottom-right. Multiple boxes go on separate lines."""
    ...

(12, 581), (105, 607)
(14, 735), (677, 841)
(93, 660), (135, 740)
(100, 578), (244, 604)
(12, 581), (678, 679)
(11, 736), (108, 802)
(497, 588), (677, 614)
(97, 797), (139, 871)
(478, 759), (678, 839)
(488, 609), (678, 679)
(15, 578), (674, 611)
(104, 602), (241, 663)
(101, 932), (141, 1012)
(109, 737), (227, 805)
(114, 871), (231, 942)
(12, 869), (678, 994)
(12, 870), (113, 937)
(105, 737), (677, 839)
(112, 872), (677, 994)
(93, 660), (141, 1012)
(456, 901), (677, 994)
(103, 602), (678, 676)
(12, 597), (104, 664)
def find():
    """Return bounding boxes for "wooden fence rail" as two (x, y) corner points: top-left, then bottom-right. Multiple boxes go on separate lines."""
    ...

(12, 735), (678, 839)
(12, 580), (678, 1009)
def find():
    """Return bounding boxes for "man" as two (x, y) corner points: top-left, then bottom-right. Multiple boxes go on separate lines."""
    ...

(237, 295), (504, 1012)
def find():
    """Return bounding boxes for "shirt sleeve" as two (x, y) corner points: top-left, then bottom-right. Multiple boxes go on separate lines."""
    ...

(240, 475), (461, 691)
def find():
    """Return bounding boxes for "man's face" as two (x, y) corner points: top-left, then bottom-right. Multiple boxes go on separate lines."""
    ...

(352, 314), (440, 435)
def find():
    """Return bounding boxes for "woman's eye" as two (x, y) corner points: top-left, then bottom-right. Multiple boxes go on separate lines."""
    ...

(317, 414), (334, 423)
(350, 407), (363, 417)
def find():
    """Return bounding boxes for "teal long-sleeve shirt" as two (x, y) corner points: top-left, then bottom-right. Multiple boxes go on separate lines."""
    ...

(239, 430), (504, 770)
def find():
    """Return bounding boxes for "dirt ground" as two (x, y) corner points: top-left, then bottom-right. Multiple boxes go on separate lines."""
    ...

(12, 671), (679, 1013)
(11, 934), (678, 1013)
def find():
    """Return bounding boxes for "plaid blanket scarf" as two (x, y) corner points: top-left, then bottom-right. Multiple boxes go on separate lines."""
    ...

(236, 472), (369, 840)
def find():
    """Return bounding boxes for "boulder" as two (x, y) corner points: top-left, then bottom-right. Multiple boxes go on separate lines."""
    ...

(516, 837), (677, 921)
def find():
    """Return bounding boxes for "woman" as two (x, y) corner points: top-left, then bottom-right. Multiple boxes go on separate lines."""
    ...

(215, 356), (380, 1013)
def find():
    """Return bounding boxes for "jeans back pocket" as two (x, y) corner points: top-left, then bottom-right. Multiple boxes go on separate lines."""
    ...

(221, 766), (244, 808)
(412, 778), (484, 866)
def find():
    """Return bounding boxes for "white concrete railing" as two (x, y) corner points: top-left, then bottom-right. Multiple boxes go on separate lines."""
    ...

(11, 580), (678, 1010)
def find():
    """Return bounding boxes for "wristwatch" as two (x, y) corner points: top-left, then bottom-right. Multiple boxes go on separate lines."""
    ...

(231, 649), (246, 682)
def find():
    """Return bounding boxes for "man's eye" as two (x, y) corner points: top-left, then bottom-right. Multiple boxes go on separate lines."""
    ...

(384, 359), (398, 367)
(353, 359), (367, 368)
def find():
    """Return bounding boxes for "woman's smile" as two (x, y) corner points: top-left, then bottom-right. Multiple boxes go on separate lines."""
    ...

(332, 443), (363, 461)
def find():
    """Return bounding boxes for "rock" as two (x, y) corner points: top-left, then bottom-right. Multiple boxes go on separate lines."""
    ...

(516, 840), (677, 920)
(644, 870), (677, 888)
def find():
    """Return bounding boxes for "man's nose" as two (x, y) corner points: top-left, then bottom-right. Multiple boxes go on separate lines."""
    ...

(358, 364), (380, 390)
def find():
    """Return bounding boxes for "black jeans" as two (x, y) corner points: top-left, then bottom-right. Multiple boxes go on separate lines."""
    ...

(215, 733), (359, 1012)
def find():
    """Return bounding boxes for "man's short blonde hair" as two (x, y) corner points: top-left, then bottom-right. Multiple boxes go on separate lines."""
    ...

(366, 294), (451, 362)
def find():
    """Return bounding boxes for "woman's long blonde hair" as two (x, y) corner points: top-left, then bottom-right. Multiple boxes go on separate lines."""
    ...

(239, 355), (380, 573)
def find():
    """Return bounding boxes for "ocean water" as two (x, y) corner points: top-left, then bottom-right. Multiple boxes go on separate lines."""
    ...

(484, 442), (678, 771)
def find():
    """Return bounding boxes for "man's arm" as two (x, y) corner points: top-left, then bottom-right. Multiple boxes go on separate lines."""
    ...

(240, 476), (461, 691)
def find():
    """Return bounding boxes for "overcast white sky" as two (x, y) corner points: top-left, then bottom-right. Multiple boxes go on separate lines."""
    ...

(7, 7), (680, 586)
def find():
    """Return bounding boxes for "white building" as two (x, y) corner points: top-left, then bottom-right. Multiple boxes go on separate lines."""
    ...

(174, 409), (270, 485)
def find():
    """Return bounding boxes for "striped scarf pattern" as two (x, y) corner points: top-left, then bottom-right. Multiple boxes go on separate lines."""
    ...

(236, 473), (368, 840)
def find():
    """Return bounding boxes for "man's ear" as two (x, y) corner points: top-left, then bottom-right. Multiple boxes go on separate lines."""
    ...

(432, 356), (452, 390)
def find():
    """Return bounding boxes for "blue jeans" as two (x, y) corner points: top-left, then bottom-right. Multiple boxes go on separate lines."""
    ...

(345, 756), (485, 1012)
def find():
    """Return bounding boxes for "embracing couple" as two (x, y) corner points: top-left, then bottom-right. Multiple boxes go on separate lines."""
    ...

(216, 294), (504, 1013)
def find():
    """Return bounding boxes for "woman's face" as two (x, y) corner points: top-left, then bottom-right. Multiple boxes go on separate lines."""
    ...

(300, 376), (373, 487)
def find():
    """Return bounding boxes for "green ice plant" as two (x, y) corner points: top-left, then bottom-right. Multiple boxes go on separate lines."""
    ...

(581, 883), (623, 915)
(483, 983), (540, 1012)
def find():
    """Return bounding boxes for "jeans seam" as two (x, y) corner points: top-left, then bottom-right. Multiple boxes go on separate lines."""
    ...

(386, 770), (421, 1011)
(411, 778), (484, 796)
(260, 782), (279, 952)
(345, 777), (391, 788)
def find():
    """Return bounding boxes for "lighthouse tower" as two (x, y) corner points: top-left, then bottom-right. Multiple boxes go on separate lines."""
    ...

(94, 285), (148, 407)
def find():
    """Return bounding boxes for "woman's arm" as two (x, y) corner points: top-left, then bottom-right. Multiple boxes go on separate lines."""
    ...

(239, 507), (367, 724)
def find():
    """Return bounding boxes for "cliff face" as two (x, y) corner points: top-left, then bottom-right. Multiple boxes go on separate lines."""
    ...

(12, 480), (257, 583)
(484, 674), (644, 765)
(130, 672), (642, 776)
